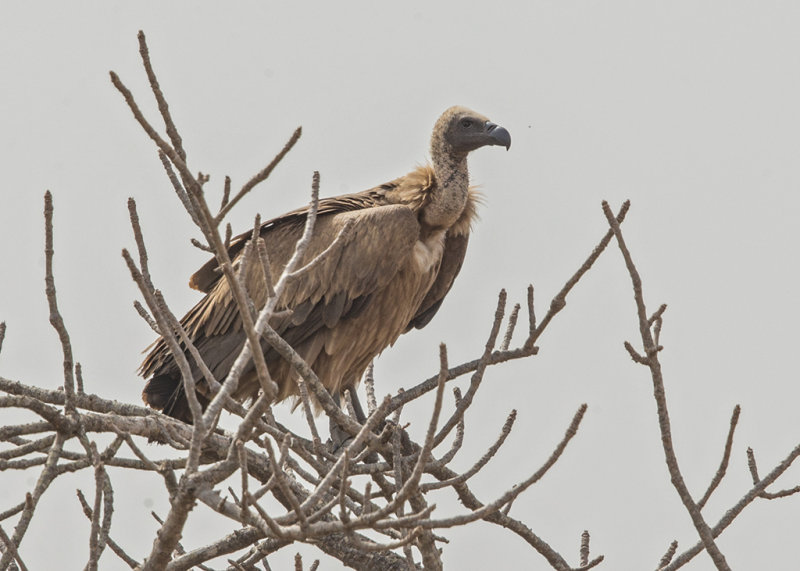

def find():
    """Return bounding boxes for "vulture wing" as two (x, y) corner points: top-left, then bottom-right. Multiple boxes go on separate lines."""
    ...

(406, 232), (468, 331)
(189, 192), (383, 294)
(140, 195), (423, 406)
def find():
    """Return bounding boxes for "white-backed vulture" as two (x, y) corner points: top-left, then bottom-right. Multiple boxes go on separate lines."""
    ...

(140, 106), (511, 423)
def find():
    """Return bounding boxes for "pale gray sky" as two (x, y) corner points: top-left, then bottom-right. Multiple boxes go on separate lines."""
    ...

(2, 2), (800, 569)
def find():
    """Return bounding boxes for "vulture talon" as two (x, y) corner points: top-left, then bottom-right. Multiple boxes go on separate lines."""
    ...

(327, 426), (355, 455)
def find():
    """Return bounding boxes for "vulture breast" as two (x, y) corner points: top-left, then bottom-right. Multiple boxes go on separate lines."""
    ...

(413, 229), (446, 273)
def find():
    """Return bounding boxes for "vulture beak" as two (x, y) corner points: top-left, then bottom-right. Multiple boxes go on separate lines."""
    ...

(485, 121), (511, 150)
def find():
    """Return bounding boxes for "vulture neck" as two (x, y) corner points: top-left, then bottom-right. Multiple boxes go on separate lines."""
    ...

(425, 143), (469, 230)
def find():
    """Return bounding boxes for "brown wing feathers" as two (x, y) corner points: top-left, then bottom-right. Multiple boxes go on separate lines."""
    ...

(140, 194), (429, 420)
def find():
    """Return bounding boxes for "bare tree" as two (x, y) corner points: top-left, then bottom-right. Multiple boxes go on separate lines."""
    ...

(1, 31), (798, 571)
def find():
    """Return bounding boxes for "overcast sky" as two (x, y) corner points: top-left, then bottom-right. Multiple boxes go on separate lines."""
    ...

(2, 2), (800, 569)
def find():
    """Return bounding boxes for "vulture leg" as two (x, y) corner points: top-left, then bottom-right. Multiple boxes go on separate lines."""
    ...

(328, 391), (352, 452)
(329, 387), (374, 453)
(346, 387), (368, 424)
(328, 387), (369, 452)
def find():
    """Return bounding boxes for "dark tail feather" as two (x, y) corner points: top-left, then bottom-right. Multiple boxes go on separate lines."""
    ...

(143, 374), (209, 424)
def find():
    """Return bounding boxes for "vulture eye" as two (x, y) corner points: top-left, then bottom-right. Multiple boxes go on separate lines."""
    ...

(461, 119), (473, 128)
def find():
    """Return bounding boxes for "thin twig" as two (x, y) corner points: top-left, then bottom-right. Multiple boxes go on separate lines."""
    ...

(0, 523), (28, 571)
(501, 303), (520, 351)
(697, 405), (741, 510)
(133, 300), (160, 334)
(121, 256), (206, 459)
(602, 200), (730, 570)
(216, 127), (302, 223)
(137, 31), (186, 162)
(658, 540), (678, 569)
(157, 151), (200, 226)
(294, 375), (324, 455)
(364, 363), (377, 414)
(429, 291), (506, 448)
(421, 409), (516, 492)
(745, 447), (800, 499)
(525, 201), (631, 350)
(75, 362), (85, 395)
(43, 192), (77, 414)
(0, 433), (67, 569)
(526, 284), (536, 338)
(580, 530), (590, 566)
(86, 443), (105, 570)
(220, 176), (231, 211)
(388, 205), (630, 416)
(237, 441), (251, 521)
(417, 404), (588, 530)
(264, 438), (309, 531)
(255, 235), (276, 299)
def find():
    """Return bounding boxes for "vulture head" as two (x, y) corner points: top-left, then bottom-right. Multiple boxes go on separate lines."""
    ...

(434, 105), (512, 156)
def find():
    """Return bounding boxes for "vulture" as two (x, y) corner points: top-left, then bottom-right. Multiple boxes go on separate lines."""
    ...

(139, 106), (511, 425)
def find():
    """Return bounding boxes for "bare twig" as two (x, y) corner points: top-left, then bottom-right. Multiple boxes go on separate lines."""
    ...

(658, 540), (678, 569)
(745, 447), (800, 499)
(364, 363), (377, 414)
(157, 151), (200, 227)
(220, 176), (232, 211)
(133, 300), (161, 334)
(0, 523), (28, 571)
(137, 31), (186, 162)
(237, 441), (251, 521)
(294, 374), (324, 456)
(216, 127), (302, 223)
(602, 200), (729, 570)
(428, 291), (506, 449)
(0, 433), (67, 569)
(580, 530), (590, 566)
(255, 235), (276, 299)
(526, 284), (536, 338)
(389, 202), (631, 416)
(75, 362), (85, 395)
(418, 404), (588, 530)
(421, 409), (516, 492)
(86, 444), (106, 570)
(525, 201), (631, 350)
(123, 238), (206, 457)
(501, 303), (520, 351)
(697, 405), (740, 510)
(44, 192), (77, 414)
